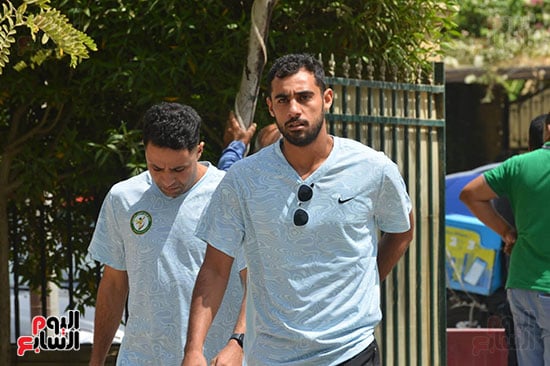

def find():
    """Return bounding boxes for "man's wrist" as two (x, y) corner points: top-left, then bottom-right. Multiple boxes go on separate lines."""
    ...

(228, 333), (244, 348)
(227, 140), (247, 153)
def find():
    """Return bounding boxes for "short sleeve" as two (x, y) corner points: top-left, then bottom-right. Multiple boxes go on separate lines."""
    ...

(375, 162), (412, 233)
(483, 160), (513, 197)
(87, 192), (127, 270)
(195, 172), (245, 259)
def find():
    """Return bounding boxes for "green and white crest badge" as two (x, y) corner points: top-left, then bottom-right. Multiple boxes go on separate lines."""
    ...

(130, 211), (152, 235)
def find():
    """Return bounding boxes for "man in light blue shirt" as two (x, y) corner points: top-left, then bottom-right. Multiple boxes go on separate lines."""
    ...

(183, 54), (413, 366)
(88, 102), (246, 366)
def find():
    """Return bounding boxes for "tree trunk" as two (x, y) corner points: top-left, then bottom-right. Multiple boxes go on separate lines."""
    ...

(234, 0), (277, 128)
(0, 109), (20, 365)
(0, 184), (11, 365)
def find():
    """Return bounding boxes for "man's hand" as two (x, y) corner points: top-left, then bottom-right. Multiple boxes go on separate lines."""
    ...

(222, 111), (257, 148)
(502, 227), (517, 255)
(181, 349), (207, 366)
(209, 341), (243, 366)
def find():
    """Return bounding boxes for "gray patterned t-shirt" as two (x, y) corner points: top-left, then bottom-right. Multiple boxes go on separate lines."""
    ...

(196, 137), (411, 365)
(89, 163), (244, 365)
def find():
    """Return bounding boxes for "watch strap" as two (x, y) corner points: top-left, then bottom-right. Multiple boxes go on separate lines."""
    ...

(229, 333), (244, 348)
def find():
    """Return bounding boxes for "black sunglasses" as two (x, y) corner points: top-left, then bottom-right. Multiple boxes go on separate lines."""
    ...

(293, 184), (313, 226)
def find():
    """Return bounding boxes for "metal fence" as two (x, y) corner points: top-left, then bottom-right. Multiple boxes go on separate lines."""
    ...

(508, 87), (550, 151)
(323, 55), (446, 366)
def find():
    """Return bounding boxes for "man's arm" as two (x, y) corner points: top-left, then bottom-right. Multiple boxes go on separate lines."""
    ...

(208, 269), (247, 366)
(377, 211), (414, 280)
(182, 245), (235, 366)
(89, 265), (128, 366)
(459, 175), (517, 254)
(218, 141), (247, 172)
(218, 111), (257, 171)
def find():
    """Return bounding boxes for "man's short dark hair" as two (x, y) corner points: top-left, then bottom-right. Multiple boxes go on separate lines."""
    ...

(266, 53), (326, 96)
(142, 102), (201, 150)
(529, 114), (546, 150)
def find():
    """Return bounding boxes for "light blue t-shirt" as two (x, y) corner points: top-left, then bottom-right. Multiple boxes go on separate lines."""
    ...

(196, 137), (411, 365)
(88, 163), (244, 366)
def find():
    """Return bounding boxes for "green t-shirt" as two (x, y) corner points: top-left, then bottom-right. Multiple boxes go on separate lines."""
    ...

(484, 142), (550, 292)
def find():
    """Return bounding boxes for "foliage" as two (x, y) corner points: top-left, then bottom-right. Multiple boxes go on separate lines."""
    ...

(0, 0), (96, 74)
(0, 5), (97, 360)
(88, 122), (146, 177)
(9, 192), (99, 312)
(1, 0), (460, 317)
(269, 0), (459, 81)
(444, 0), (550, 101)
(5, 118), (107, 311)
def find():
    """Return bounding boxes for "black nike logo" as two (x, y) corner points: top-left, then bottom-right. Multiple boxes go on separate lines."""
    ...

(338, 197), (354, 204)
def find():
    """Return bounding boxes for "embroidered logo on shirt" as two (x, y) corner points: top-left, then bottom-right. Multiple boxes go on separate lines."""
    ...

(130, 211), (152, 234)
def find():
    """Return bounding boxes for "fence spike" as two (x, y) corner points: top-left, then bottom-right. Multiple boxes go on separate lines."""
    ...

(406, 66), (415, 84)
(343, 56), (350, 78)
(367, 60), (374, 81)
(428, 64), (434, 85)
(328, 53), (336, 77)
(380, 61), (386, 81)
(355, 57), (362, 79)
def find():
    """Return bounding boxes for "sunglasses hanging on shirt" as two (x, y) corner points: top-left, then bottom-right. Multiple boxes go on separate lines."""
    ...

(293, 183), (314, 226)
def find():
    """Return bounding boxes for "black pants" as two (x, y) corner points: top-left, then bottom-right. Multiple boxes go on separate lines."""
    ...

(337, 340), (380, 366)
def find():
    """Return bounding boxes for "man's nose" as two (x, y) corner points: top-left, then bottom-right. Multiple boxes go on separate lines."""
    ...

(288, 98), (301, 116)
(161, 171), (176, 184)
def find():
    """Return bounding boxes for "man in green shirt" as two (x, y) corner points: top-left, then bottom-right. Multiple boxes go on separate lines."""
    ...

(460, 112), (550, 366)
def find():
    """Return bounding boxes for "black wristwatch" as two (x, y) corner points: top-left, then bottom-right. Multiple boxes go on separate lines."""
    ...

(229, 333), (244, 348)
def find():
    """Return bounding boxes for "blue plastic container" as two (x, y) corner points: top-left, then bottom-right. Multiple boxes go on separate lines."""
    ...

(445, 214), (503, 295)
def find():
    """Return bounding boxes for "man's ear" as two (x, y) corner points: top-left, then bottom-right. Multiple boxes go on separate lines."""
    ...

(196, 141), (205, 158)
(323, 88), (334, 112)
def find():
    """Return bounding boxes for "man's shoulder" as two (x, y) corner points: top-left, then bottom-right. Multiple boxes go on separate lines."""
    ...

(204, 162), (225, 179)
(491, 151), (535, 173)
(110, 171), (151, 195)
(336, 136), (382, 154)
(198, 162), (226, 190)
(334, 136), (390, 166)
(230, 144), (279, 171)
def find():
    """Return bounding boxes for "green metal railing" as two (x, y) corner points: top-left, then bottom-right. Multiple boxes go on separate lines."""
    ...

(325, 58), (446, 366)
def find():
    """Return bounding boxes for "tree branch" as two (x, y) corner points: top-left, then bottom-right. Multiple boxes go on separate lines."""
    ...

(5, 103), (66, 154)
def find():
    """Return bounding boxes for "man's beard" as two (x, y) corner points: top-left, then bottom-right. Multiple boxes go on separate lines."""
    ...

(279, 112), (325, 147)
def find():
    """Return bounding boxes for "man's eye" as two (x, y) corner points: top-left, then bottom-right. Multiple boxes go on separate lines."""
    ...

(174, 168), (185, 172)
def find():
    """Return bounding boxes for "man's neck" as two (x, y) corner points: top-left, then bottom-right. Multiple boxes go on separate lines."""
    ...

(281, 132), (334, 180)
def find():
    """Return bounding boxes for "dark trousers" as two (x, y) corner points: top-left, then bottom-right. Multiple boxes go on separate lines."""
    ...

(337, 340), (380, 366)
